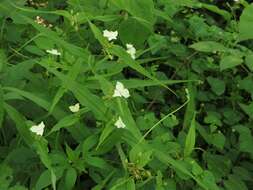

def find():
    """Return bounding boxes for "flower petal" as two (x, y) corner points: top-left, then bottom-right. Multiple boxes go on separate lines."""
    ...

(46, 49), (61, 56)
(114, 117), (126, 129)
(126, 44), (136, 59)
(103, 30), (118, 41)
(69, 103), (80, 113)
(30, 121), (45, 136)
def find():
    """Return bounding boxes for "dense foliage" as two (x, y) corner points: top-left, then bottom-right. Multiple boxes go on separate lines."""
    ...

(1, 0), (253, 189)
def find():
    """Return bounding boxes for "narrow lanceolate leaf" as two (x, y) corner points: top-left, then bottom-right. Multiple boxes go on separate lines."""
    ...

(47, 114), (80, 135)
(190, 41), (227, 52)
(33, 140), (56, 190)
(4, 103), (33, 145)
(183, 81), (196, 129)
(3, 87), (65, 119)
(65, 167), (77, 190)
(184, 113), (196, 157)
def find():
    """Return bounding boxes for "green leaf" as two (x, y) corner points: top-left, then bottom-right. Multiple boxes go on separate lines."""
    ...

(224, 174), (248, 190)
(96, 121), (115, 150)
(35, 170), (52, 190)
(129, 144), (153, 167)
(239, 4), (253, 41)
(9, 185), (28, 190)
(65, 167), (77, 190)
(4, 103), (33, 145)
(233, 125), (253, 157)
(207, 77), (225, 96)
(110, 0), (155, 26)
(0, 49), (7, 72)
(200, 3), (231, 21)
(38, 60), (107, 120)
(190, 41), (227, 52)
(245, 53), (253, 72)
(184, 113), (196, 157)
(3, 87), (65, 119)
(119, 17), (150, 47)
(211, 132), (226, 150)
(239, 102), (253, 120)
(47, 114), (80, 135)
(33, 140), (56, 190)
(220, 55), (243, 71)
(0, 164), (12, 189)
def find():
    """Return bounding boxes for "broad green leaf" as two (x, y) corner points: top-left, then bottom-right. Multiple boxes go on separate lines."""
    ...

(211, 132), (226, 150)
(200, 171), (220, 190)
(110, 177), (134, 190)
(184, 113), (196, 157)
(239, 102), (253, 120)
(0, 164), (12, 189)
(233, 167), (252, 181)
(190, 41), (227, 52)
(110, 0), (155, 26)
(119, 18), (150, 47)
(245, 53), (253, 72)
(239, 4), (253, 41)
(129, 144), (153, 167)
(220, 55), (243, 71)
(224, 174), (248, 190)
(207, 77), (225, 96)
(233, 125), (253, 157)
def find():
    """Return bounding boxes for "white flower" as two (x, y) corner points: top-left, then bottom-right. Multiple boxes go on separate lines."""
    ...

(103, 30), (118, 41)
(113, 81), (130, 98)
(69, 103), (80, 113)
(114, 117), (126, 129)
(126, 43), (136, 59)
(46, 49), (61, 56)
(30, 121), (45, 136)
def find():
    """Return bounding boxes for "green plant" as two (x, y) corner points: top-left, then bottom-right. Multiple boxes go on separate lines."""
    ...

(0, 0), (253, 189)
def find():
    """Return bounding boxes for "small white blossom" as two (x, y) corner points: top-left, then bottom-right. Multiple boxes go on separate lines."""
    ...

(103, 30), (118, 41)
(113, 81), (130, 98)
(46, 49), (61, 56)
(126, 43), (136, 59)
(69, 103), (80, 113)
(30, 121), (45, 136)
(114, 117), (126, 129)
